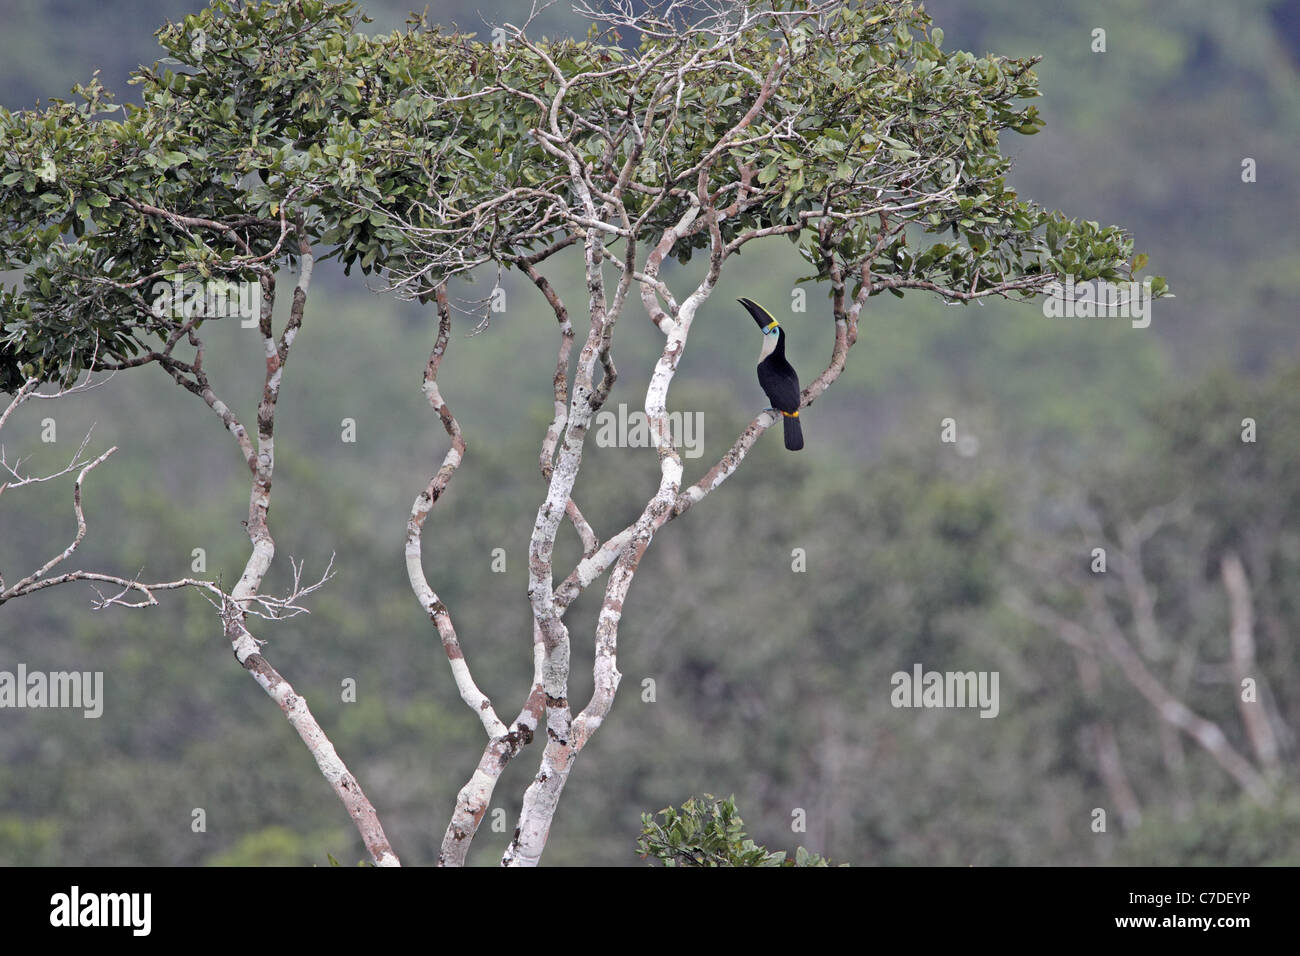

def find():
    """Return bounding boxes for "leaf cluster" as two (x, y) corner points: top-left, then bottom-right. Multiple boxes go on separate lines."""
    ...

(636, 793), (840, 866)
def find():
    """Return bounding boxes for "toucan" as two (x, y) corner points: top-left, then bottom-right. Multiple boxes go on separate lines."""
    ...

(738, 297), (803, 451)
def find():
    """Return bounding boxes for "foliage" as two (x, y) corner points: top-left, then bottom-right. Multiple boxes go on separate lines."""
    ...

(0, 0), (373, 388)
(369, 0), (1157, 297)
(207, 824), (351, 866)
(1115, 793), (1300, 866)
(1, 0), (1163, 392)
(637, 794), (839, 866)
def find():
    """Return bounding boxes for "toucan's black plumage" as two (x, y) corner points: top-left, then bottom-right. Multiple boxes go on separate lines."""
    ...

(738, 297), (803, 451)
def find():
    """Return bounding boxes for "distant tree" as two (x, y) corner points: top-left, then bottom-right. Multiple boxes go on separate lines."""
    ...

(0, 0), (1157, 865)
(1011, 365), (1298, 836)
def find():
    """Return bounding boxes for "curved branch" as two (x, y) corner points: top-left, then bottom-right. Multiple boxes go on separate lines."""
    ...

(405, 284), (506, 734)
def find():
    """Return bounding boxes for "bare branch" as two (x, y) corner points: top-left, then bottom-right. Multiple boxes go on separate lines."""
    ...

(1221, 551), (1282, 774)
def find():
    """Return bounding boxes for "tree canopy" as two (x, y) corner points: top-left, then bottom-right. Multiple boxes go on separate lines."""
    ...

(1, 0), (1161, 393)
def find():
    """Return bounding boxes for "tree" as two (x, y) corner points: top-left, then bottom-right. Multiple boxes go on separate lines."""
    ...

(1010, 365), (1298, 833)
(0, 0), (1159, 865)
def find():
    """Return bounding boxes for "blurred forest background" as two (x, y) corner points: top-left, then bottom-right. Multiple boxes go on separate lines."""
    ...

(1, 0), (1298, 866)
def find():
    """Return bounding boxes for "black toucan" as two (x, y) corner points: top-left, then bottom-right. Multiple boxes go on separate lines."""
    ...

(738, 297), (803, 451)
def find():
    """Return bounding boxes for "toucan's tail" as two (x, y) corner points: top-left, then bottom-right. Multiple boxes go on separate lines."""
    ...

(783, 411), (804, 451)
